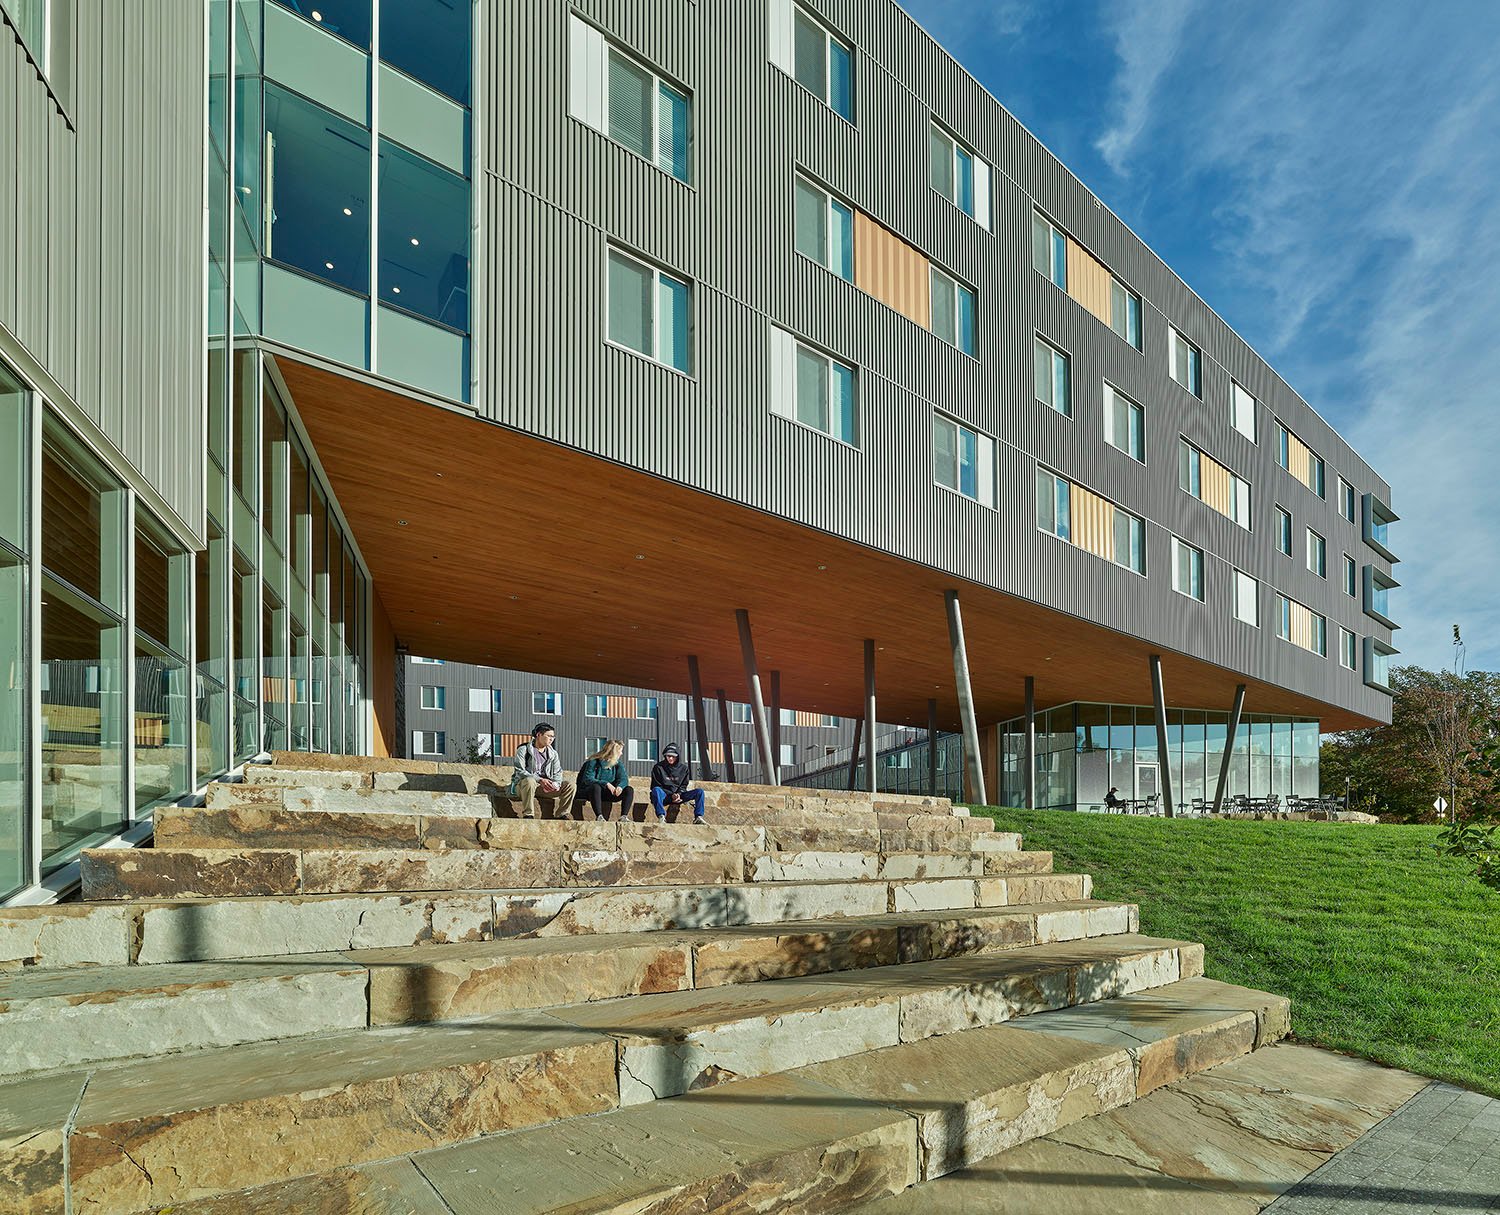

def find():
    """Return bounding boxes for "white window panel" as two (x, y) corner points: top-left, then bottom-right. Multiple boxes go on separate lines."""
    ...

(732, 741), (753, 764)
(1276, 506), (1292, 555)
(731, 703), (752, 724)
(779, 743), (797, 766)
(585, 695), (606, 717)
(636, 697), (658, 719)
(770, 326), (858, 445)
(1033, 337), (1071, 416)
(1343, 554), (1357, 597)
(1233, 570), (1259, 627)
(781, 3), (853, 119)
(1231, 475), (1253, 530)
(1104, 384), (1144, 463)
(412, 730), (445, 756)
(1171, 537), (1205, 601)
(533, 691), (563, 714)
(928, 121), (990, 227)
(1231, 382), (1257, 441)
(1036, 467), (1070, 540)
(466, 687), (499, 714)
(419, 685), (445, 710)
(628, 737), (659, 762)
(1113, 510), (1145, 574)
(1339, 477), (1356, 521)
(607, 246), (693, 374)
(933, 412), (995, 507)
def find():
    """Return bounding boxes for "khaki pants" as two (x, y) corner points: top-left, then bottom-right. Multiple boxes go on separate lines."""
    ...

(514, 776), (577, 819)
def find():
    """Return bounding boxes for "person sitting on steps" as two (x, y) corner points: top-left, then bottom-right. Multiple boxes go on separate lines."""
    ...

(576, 739), (636, 822)
(509, 723), (576, 819)
(650, 743), (706, 823)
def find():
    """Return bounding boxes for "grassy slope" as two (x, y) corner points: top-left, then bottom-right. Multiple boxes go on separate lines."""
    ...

(977, 808), (1500, 1097)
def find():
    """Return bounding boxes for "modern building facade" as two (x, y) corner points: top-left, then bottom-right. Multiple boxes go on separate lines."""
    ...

(400, 656), (859, 779)
(0, 0), (1398, 904)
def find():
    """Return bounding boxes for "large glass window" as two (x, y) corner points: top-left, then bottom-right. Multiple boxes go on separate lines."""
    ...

(195, 517), (229, 782)
(606, 46), (691, 183)
(1171, 537), (1205, 602)
(0, 365), (29, 897)
(1169, 327), (1202, 397)
(933, 414), (994, 507)
(1104, 385), (1144, 462)
(134, 518), (191, 815)
(792, 6), (853, 120)
(1033, 337), (1070, 417)
(379, 0), (470, 106)
(1036, 468), (1071, 540)
(1031, 211), (1067, 289)
(794, 176), (854, 282)
(1109, 277), (1142, 350)
(1113, 510), (1145, 574)
(929, 266), (976, 356)
(271, 0), (372, 49)
(793, 342), (857, 445)
(607, 247), (692, 374)
(264, 83), (372, 297)
(1307, 529), (1327, 577)
(929, 123), (980, 222)
(378, 139), (469, 331)
(1276, 505), (1293, 555)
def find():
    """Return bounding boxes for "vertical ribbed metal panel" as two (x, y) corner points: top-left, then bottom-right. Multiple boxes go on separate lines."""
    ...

(0, 33), (18, 332)
(480, 0), (1395, 724)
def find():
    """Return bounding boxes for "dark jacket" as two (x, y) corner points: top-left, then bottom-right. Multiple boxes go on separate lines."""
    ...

(650, 755), (691, 794)
(578, 758), (629, 789)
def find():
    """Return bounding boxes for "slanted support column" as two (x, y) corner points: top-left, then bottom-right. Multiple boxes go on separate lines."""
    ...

(944, 590), (986, 807)
(770, 670), (782, 773)
(863, 639), (878, 794)
(847, 716), (863, 791)
(927, 697), (939, 798)
(735, 609), (779, 786)
(715, 688), (737, 782)
(1024, 676), (1036, 810)
(687, 655), (714, 782)
(1150, 655), (1175, 818)
(1213, 684), (1248, 815)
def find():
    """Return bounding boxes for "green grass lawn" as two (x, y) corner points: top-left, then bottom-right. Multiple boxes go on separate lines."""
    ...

(975, 807), (1500, 1097)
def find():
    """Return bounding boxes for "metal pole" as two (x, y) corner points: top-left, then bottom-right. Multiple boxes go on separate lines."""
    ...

(1150, 655), (1175, 817)
(927, 697), (939, 798)
(1024, 676), (1036, 810)
(943, 590), (986, 806)
(1212, 684), (1247, 815)
(735, 609), (779, 786)
(687, 655), (714, 782)
(846, 716), (863, 791)
(715, 688), (737, 782)
(863, 639), (877, 794)
(770, 669), (781, 774)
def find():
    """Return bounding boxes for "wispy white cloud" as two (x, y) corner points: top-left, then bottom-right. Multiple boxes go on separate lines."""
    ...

(898, 0), (1034, 48)
(1094, 0), (1198, 175)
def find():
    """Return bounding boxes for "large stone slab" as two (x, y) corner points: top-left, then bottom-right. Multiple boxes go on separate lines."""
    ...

(890, 877), (982, 913)
(66, 1015), (616, 1213)
(1005, 873), (1092, 903)
(150, 1159), (454, 1215)
(156, 804), (423, 851)
(491, 885), (726, 938)
(136, 892), (494, 963)
(239, 766), (371, 789)
(748, 851), (880, 882)
(0, 958), (368, 1074)
(724, 880), (891, 924)
(796, 1022), (1135, 1178)
(421, 815), (615, 852)
(357, 935), (694, 1024)
(0, 1070), (87, 1214)
(562, 848), (743, 886)
(878, 852), (983, 880)
(896, 908), (1038, 962)
(300, 847), (562, 894)
(0, 903), (133, 971)
(763, 824), (882, 852)
(981, 850), (1053, 876)
(81, 848), (302, 900)
(619, 821), (765, 852)
(692, 923), (900, 987)
(208, 781), (499, 819)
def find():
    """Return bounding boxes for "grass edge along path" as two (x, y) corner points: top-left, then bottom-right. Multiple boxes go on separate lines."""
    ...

(974, 807), (1500, 1097)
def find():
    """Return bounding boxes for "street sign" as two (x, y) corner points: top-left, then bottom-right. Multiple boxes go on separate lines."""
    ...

(1434, 796), (1449, 815)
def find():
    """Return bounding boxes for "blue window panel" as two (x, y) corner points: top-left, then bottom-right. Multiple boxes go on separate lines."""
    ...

(957, 285), (976, 357)
(829, 38), (853, 119)
(954, 146), (974, 216)
(658, 273), (693, 374)
(830, 200), (854, 281)
(379, 0), (471, 106)
(1051, 230), (1067, 289)
(958, 428), (978, 499)
(658, 83), (692, 182)
(377, 139), (470, 332)
(1056, 480), (1072, 541)
(272, 0), (371, 48)
(832, 362), (857, 444)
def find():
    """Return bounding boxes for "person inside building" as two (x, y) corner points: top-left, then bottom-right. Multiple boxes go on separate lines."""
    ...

(510, 722), (576, 819)
(576, 739), (636, 822)
(650, 742), (706, 822)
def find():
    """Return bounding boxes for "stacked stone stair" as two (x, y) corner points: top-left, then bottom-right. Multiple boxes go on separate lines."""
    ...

(0, 752), (1290, 1214)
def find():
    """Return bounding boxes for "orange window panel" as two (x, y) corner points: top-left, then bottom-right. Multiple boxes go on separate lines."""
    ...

(1201, 454), (1233, 518)
(1066, 238), (1112, 327)
(854, 211), (931, 329)
(606, 695), (634, 718)
(1070, 483), (1115, 561)
(500, 733), (532, 759)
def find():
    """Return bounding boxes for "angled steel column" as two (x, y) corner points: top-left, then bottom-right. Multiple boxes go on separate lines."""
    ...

(735, 609), (779, 786)
(770, 669), (782, 773)
(687, 655), (714, 782)
(715, 687), (737, 782)
(1150, 655), (1176, 817)
(944, 590), (986, 807)
(864, 639), (878, 794)
(927, 697), (939, 798)
(847, 716), (864, 791)
(1024, 676), (1036, 810)
(1213, 684), (1248, 815)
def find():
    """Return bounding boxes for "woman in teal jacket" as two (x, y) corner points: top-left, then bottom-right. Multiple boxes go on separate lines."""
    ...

(576, 739), (636, 821)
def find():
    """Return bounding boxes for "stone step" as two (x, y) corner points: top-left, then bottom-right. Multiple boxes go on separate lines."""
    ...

(156, 803), (1015, 858)
(0, 903), (1137, 1077)
(129, 966), (1261, 1215)
(80, 844), (1083, 901)
(0, 876), (1088, 970)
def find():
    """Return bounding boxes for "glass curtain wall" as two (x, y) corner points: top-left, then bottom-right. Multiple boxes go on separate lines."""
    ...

(0, 366), (31, 899)
(134, 518), (192, 813)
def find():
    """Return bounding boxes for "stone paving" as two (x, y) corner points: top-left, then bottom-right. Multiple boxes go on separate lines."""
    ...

(1264, 1081), (1500, 1214)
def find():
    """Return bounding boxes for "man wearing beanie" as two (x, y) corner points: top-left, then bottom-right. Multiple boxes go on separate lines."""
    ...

(649, 743), (706, 823)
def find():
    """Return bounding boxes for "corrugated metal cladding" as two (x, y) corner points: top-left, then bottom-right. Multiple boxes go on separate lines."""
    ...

(0, 5), (204, 534)
(481, 0), (1396, 724)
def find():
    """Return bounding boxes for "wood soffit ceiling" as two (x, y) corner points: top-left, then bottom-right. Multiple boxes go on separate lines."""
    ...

(276, 357), (1380, 733)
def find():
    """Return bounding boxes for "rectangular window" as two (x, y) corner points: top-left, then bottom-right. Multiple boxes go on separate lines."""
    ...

(1169, 327), (1202, 397)
(1035, 468), (1071, 540)
(1276, 593), (1327, 656)
(1234, 570), (1259, 627)
(733, 741), (753, 764)
(1104, 384), (1145, 463)
(467, 688), (500, 714)
(413, 730), (446, 756)
(1343, 554), (1357, 597)
(933, 413), (996, 507)
(792, 6), (854, 119)
(1171, 537), (1205, 601)
(779, 743), (797, 767)
(635, 696), (658, 719)
(1231, 382), (1257, 441)
(929, 266), (977, 356)
(729, 702), (751, 724)
(627, 737), (659, 762)
(411, 656), (444, 664)
(1178, 440), (1202, 498)
(1339, 477), (1356, 521)
(604, 44), (692, 182)
(585, 694), (607, 717)
(1366, 567), (1399, 624)
(1366, 639), (1396, 690)
(606, 246), (693, 373)
(1275, 420), (1325, 497)
(1109, 277), (1142, 350)
(1276, 506), (1292, 556)
(1340, 628), (1357, 671)
(778, 708), (797, 726)
(1113, 509), (1146, 574)
(1232, 476), (1252, 531)
(928, 122), (988, 225)
(818, 713), (838, 727)
(419, 685), (445, 710)
(533, 691), (562, 714)
(793, 175), (854, 281)
(1307, 529), (1326, 577)
(1033, 337), (1071, 417)
(792, 341), (858, 445)
(585, 736), (607, 754)
(1031, 211), (1067, 289)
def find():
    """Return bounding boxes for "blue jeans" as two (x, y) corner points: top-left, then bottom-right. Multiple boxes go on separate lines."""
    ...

(651, 787), (705, 819)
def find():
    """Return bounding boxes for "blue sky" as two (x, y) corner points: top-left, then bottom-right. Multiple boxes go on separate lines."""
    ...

(898, 0), (1500, 675)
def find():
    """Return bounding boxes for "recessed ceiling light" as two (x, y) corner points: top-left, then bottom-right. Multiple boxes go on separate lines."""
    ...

(392, 286), (401, 294)
(635, 554), (645, 560)
(324, 261), (334, 270)
(341, 207), (351, 216)
(410, 237), (420, 246)
(397, 519), (408, 526)
(312, 9), (323, 20)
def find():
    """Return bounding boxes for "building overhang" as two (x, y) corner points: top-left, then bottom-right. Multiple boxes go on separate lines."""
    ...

(277, 355), (1388, 733)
